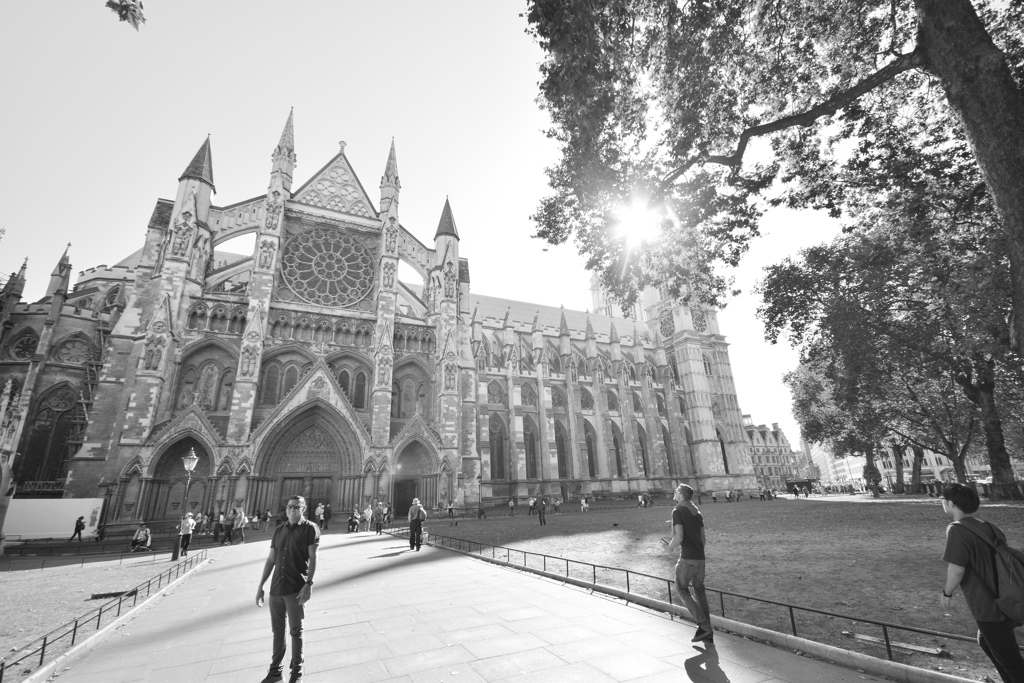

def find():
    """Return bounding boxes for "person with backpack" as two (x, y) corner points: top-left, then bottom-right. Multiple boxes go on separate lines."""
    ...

(408, 497), (427, 551)
(940, 483), (1024, 682)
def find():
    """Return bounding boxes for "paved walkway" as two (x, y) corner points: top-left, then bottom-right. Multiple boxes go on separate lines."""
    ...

(50, 531), (889, 683)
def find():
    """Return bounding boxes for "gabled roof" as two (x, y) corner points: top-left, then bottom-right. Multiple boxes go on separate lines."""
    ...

(290, 146), (377, 220)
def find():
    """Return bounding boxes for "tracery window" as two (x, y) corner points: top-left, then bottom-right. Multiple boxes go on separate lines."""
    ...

(703, 354), (714, 376)
(282, 365), (299, 397)
(584, 421), (598, 478)
(353, 371), (366, 409)
(259, 364), (281, 405)
(606, 390), (619, 412)
(632, 393), (643, 413)
(9, 334), (38, 360)
(656, 393), (666, 416)
(580, 389), (594, 411)
(551, 387), (567, 410)
(611, 423), (625, 477)
(54, 339), (92, 365)
(636, 425), (649, 477)
(555, 421), (569, 479)
(489, 414), (506, 480)
(521, 382), (537, 407)
(279, 228), (376, 307)
(20, 386), (82, 484)
(487, 381), (506, 405)
(524, 417), (539, 479)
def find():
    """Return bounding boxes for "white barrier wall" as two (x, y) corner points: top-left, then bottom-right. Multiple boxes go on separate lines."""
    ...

(5, 499), (104, 540)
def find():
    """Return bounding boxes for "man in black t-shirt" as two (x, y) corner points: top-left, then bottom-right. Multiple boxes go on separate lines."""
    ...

(666, 483), (713, 643)
(256, 495), (320, 683)
(941, 484), (1023, 683)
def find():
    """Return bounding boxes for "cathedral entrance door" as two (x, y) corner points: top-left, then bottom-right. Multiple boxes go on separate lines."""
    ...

(393, 479), (417, 517)
(279, 478), (305, 514)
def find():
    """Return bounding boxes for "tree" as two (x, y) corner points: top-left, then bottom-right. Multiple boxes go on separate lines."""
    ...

(105, 0), (146, 31)
(526, 0), (1024, 353)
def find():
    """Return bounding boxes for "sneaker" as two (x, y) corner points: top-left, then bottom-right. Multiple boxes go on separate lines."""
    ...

(288, 674), (303, 683)
(691, 626), (714, 642)
(260, 671), (283, 683)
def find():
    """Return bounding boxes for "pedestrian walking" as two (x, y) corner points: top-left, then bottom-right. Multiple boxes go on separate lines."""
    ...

(69, 516), (86, 542)
(666, 483), (713, 643)
(315, 503), (325, 529)
(322, 504), (331, 530)
(235, 507), (248, 544)
(256, 495), (319, 683)
(263, 509), (273, 531)
(178, 512), (196, 556)
(528, 496), (536, 516)
(222, 509), (235, 545)
(408, 497), (427, 551)
(361, 505), (372, 533)
(372, 502), (384, 535)
(553, 497), (561, 514)
(581, 496), (589, 512)
(383, 501), (392, 528)
(447, 500), (454, 518)
(538, 498), (547, 526)
(940, 483), (1024, 682)
(508, 497), (515, 516)
(215, 511), (225, 543)
(711, 490), (717, 503)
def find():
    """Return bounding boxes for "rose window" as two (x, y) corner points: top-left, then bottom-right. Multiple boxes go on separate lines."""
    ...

(56, 340), (91, 364)
(280, 228), (375, 307)
(10, 336), (38, 359)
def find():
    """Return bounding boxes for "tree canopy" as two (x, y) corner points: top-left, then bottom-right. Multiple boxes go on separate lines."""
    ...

(526, 0), (1024, 352)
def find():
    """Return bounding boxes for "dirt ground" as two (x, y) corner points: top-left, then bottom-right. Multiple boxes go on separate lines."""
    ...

(0, 558), (179, 671)
(424, 495), (1024, 683)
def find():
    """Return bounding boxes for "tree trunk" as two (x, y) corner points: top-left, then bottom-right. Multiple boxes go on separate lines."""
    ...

(863, 444), (881, 498)
(916, 0), (1024, 353)
(911, 446), (925, 493)
(892, 444), (906, 494)
(972, 362), (1023, 500)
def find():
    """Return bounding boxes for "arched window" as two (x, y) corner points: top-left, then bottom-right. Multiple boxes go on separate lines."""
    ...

(551, 387), (567, 411)
(611, 423), (625, 477)
(628, 365), (637, 382)
(259, 364), (280, 405)
(580, 389), (594, 411)
(632, 393), (643, 413)
(607, 390), (619, 412)
(555, 421), (569, 479)
(678, 395), (686, 414)
(656, 393), (666, 416)
(717, 428), (730, 474)
(584, 421), (598, 478)
(21, 386), (82, 484)
(662, 425), (675, 477)
(487, 381), (506, 405)
(390, 382), (400, 417)
(524, 417), (539, 479)
(282, 365), (299, 397)
(339, 370), (350, 397)
(521, 382), (537, 407)
(548, 347), (562, 374)
(401, 377), (416, 418)
(636, 425), (649, 477)
(353, 371), (367, 409)
(489, 415), (506, 480)
(670, 359), (680, 383)
(703, 354), (714, 376)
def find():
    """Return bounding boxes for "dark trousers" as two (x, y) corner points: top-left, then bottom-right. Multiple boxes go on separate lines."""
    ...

(977, 619), (1024, 683)
(179, 534), (191, 554)
(221, 527), (233, 545)
(409, 519), (423, 549)
(69, 530), (83, 542)
(374, 521), (382, 534)
(213, 523), (222, 542)
(269, 593), (304, 677)
(538, 508), (546, 525)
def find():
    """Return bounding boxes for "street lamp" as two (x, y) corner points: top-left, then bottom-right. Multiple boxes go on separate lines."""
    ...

(171, 448), (199, 561)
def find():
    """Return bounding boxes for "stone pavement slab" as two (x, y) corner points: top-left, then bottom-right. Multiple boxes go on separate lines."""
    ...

(46, 530), (892, 683)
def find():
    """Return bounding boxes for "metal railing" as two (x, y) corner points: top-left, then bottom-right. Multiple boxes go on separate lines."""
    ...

(399, 529), (1023, 662)
(0, 550), (170, 572)
(0, 549), (208, 682)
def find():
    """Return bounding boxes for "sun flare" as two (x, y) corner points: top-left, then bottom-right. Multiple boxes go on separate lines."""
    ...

(614, 200), (662, 249)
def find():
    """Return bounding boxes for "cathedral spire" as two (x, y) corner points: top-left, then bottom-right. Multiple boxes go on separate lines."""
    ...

(434, 197), (459, 239)
(608, 321), (619, 343)
(379, 138), (400, 213)
(384, 138), (398, 180)
(3, 258), (27, 297)
(48, 244), (72, 296)
(270, 109), (296, 192)
(179, 136), (216, 192)
(585, 311), (595, 340)
(559, 306), (570, 337)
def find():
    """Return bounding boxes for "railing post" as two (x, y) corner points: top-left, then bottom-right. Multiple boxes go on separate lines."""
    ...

(39, 637), (47, 666)
(117, 595), (123, 617)
(95, 606), (102, 630)
(593, 565), (596, 584)
(626, 572), (631, 594)
(788, 606), (797, 636)
(882, 625), (893, 660)
(543, 556), (547, 572)
(71, 619), (79, 646)
(719, 592), (725, 618)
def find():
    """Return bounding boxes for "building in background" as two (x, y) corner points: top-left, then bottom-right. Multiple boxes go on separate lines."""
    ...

(0, 115), (758, 531)
(742, 415), (803, 490)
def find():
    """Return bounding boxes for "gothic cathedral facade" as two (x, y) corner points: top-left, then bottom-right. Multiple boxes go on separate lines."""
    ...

(0, 113), (757, 525)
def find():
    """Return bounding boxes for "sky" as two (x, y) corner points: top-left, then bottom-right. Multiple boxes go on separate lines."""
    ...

(0, 2), (840, 448)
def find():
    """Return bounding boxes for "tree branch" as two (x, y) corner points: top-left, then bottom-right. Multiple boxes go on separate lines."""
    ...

(657, 49), (926, 193)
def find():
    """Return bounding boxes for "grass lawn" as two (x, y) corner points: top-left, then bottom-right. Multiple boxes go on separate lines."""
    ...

(422, 495), (1024, 682)
(0, 557), (184, 672)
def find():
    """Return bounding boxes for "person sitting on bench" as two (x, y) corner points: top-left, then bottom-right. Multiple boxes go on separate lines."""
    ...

(131, 522), (151, 552)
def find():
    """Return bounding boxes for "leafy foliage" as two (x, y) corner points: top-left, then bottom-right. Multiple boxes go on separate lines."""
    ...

(105, 0), (145, 31)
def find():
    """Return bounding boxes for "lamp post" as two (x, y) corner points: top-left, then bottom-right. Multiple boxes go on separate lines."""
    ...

(171, 448), (199, 561)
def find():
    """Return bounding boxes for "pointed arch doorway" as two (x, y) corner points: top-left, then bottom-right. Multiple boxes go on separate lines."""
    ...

(392, 440), (438, 517)
(256, 405), (362, 516)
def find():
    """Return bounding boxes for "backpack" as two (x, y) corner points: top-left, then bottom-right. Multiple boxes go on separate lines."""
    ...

(955, 520), (1024, 626)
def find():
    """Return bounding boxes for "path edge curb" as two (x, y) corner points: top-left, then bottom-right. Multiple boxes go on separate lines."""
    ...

(427, 541), (972, 683)
(21, 558), (211, 683)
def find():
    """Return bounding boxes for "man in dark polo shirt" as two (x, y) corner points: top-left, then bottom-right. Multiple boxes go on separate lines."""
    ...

(666, 483), (713, 643)
(256, 495), (320, 683)
(941, 483), (1024, 682)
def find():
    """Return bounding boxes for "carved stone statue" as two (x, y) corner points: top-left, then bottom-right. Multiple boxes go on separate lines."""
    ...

(443, 261), (456, 298)
(240, 346), (259, 378)
(444, 362), (457, 390)
(258, 240), (276, 270)
(385, 218), (398, 253)
(142, 335), (166, 371)
(382, 262), (395, 288)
